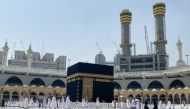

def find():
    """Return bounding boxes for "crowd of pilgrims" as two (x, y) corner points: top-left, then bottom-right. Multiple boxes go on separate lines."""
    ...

(142, 99), (187, 109)
(1, 95), (189, 109)
(2, 96), (72, 108)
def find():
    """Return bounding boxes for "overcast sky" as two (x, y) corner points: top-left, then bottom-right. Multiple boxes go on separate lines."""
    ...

(0, 0), (190, 67)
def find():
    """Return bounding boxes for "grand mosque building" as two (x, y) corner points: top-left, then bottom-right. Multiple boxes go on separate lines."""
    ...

(0, 2), (190, 105)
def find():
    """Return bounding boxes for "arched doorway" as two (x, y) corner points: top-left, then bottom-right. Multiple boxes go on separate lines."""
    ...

(169, 79), (185, 89)
(159, 94), (166, 102)
(48, 93), (53, 98)
(55, 94), (62, 100)
(168, 94), (173, 103)
(135, 94), (141, 101)
(174, 94), (180, 104)
(144, 95), (150, 104)
(148, 81), (164, 89)
(12, 91), (19, 101)
(52, 80), (65, 88)
(127, 81), (142, 90)
(31, 92), (37, 101)
(21, 92), (28, 97)
(181, 93), (186, 103)
(3, 91), (10, 101)
(30, 78), (45, 86)
(39, 92), (45, 100)
(152, 94), (158, 103)
(128, 94), (133, 98)
(5, 76), (23, 86)
(113, 82), (121, 90)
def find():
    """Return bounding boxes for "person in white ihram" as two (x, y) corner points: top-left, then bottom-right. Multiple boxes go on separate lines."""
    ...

(51, 96), (57, 108)
(120, 100), (125, 109)
(158, 100), (163, 109)
(162, 101), (167, 109)
(96, 97), (100, 108)
(111, 100), (115, 108)
(75, 100), (79, 108)
(135, 99), (141, 109)
(131, 98), (136, 109)
(65, 95), (72, 109)
(85, 100), (89, 108)
(82, 97), (86, 108)
(24, 97), (28, 109)
(166, 100), (172, 109)
(126, 97), (132, 109)
(181, 101), (187, 109)
(61, 97), (65, 108)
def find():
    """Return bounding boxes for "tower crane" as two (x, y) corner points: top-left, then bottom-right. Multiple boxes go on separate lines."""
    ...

(21, 40), (26, 53)
(11, 42), (16, 59)
(112, 41), (120, 54)
(144, 26), (150, 54)
(96, 42), (103, 54)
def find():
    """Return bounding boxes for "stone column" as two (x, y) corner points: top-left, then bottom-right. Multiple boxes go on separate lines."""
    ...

(9, 92), (12, 101)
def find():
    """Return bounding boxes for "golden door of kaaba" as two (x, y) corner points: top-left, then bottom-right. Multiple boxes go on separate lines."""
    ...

(82, 77), (93, 101)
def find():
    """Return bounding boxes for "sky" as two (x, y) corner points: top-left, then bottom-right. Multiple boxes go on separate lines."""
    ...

(0, 0), (190, 67)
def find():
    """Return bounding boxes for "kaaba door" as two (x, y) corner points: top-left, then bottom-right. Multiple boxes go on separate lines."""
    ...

(82, 77), (93, 101)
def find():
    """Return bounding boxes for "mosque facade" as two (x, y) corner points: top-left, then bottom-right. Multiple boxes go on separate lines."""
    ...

(0, 2), (190, 106)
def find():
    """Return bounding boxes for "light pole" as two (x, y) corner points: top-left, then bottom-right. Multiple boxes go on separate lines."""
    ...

(185, 55), (189, 67)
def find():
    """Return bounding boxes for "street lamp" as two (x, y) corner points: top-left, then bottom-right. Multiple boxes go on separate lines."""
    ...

(185, 55), (189, 67)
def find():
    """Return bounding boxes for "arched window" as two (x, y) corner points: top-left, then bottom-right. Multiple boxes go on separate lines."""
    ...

(21, 92), (28, 97)
(144, 95), (150, 104)
(3, 91), (10, 101)
(168, 94), (173, 103)
(148, 81), (164, 89)
(152, 94), (158, 103)
(52, 79), (65, 88)
(169, 79), (185, 89)
(48, 93), (53, 98)
(113, 82), (121, 90)
(128, 94), (133, 98)
(174, 94), (180, 104)
(5, 76), (23, 86)
(55, 94), (62, 99)
(30, 78), (45, 86)
(135, 94), (141, 101)
(159, 94), (166, 102)
(31, 92), (37, 101)
(127, 81), (142, 89)
(181, 93), (186, 103)
(39, 92), (45, 100)
(12, 91), (19, 101)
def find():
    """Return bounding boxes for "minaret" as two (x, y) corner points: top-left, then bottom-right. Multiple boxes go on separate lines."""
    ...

(27, 43), (33, 68)
(120, 9), (132, 57)
(153, 3), (167, 54)
(2, 39), (9, 66)
(176, 36), (185, 67)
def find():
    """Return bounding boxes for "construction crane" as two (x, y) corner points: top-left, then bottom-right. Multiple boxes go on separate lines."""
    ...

(11, 42), (16, 59)
(144, 26), (150, 54)
(21, 40), (26, 53)
(150, 42), (154, 54)
(112, 41), (120, 54)
(96, 42), (103, 54)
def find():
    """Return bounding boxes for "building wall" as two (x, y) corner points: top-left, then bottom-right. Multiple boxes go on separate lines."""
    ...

(115, 76), (190, 90)
(0, 73), (67, 87)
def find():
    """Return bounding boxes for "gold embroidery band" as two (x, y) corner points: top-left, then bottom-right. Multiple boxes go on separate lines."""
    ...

(67, 72), (113, 80)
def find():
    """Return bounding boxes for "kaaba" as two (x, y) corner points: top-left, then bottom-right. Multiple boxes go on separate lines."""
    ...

(67, 62), (113, 102)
